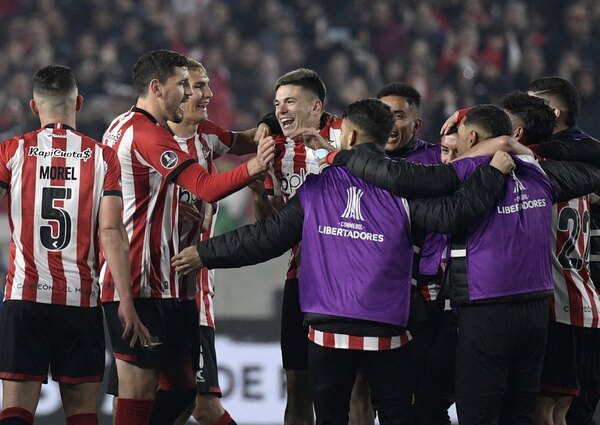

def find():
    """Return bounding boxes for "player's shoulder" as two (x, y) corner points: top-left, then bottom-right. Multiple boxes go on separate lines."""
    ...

(197, 119), (227, 136)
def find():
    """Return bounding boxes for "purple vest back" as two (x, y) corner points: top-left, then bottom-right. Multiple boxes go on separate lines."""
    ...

(452, 156), (557, 300)
(298, 166), (413, 326)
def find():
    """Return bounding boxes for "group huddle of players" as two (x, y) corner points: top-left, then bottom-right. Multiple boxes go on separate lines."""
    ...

(0, 47), (599, 425)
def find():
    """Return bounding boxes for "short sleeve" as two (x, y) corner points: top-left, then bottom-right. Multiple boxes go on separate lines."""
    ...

(0, 137), (18, 190)
(135, 125), (196, 183)
(102, 146), (122, 196)
(198, 120), (233, 159)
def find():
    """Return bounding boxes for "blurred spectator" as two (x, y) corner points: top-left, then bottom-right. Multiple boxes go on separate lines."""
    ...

(0, 0), (598, 169)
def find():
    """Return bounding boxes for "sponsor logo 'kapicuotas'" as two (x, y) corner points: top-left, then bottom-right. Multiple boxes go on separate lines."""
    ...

(29, 146), (92, 162)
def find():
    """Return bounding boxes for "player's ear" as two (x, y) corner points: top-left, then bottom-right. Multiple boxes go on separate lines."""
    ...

(469, 131), (479, 148)
(348, 129), (357, 148)
(414, 117), (422, 131)
(75, 95), (84, 112)
(150, 79), (161, 97)
(29, 99), (39, 117)
(313, 99), (323, 113)
(513, 127), (524, 142)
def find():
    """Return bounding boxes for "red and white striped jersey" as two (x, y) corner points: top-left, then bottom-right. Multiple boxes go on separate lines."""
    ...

(264, 117), (342, 280)
(197, 212), (218, 328)
(549, 196), (600, 327)
(175, 120), (232, 322)
(0, 124), (121, 307)
(308, 327), (411, 351)
(100, 107), (201, 301)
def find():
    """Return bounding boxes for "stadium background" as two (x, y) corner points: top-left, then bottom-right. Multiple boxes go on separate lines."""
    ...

(1, 0), (600, 423)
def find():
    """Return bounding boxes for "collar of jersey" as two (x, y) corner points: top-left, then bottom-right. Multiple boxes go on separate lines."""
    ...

(44, 123), (75, 131)
(132, 106), (159, 125)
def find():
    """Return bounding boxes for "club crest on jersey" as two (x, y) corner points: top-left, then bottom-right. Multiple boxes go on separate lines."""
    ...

(341, 186), (365, 221)
(29, 146), (92, 162)
(201, 144), (211, 160)
(160, 151), (179, 169)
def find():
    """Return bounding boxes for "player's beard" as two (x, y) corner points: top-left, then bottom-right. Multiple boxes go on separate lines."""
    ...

(168, 102), (184, 124)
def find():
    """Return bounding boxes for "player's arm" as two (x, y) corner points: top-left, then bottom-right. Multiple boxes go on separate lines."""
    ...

(326, 143), (461, 198)
(409, 151), (512, 234)
(248, 178), (283, 219)
(540, 160), (600, 202)
(0, 187), (6, 200)
(458, 135), (534, 159)
(98, 195), (150, 348)
(537, 138), (600, 166)
(171, 196), (304, 274)
(174, 135), (275, 203)
(228, 128), (259, 155)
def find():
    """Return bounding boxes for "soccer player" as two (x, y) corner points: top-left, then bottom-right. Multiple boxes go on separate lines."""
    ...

(325, 104), (600, 425)
(440, 127), (459, 164)
(172, 98), (516, 425)
(524, 78), (600, 425)
(0, 64), (148, 425)
(252, 68), (342, 425)
(166, 58), (260, 425)
(100, 50), (273, 425)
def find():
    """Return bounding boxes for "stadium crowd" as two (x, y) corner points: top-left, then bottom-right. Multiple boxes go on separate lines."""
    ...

(2, 0), (600, 142)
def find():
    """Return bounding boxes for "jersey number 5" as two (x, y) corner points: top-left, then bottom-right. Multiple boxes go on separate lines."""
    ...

(41, 186), (73, 251)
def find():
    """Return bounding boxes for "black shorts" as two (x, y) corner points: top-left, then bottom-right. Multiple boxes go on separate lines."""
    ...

(281, 278), (308, 370)
(106, 356), (118, 396)
(0, 300), (105, 384)
(540, 321), (600, 396)
(103, 298), (190, 369)
(196, 326), (222, 396)
(179, 299), (201, 371)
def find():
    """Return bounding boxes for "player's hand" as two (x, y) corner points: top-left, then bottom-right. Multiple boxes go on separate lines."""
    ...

(440, 110), (461, 135)
(171, 246), (203, 275)
(248, 173), (266, 193)
(290, 127), (333, 152)
(118, 298), (152, 348)
(490, 151), (515, 175)
(247, 129), (275, 176)
(254, 123), (271, 144)
(179, 201), (203, 224)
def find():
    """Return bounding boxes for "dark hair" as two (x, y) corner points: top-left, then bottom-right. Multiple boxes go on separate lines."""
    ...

(376, 82), (421, 109)
(463, 104), (512, 139)
(528, 77), (580, 127)
(342, 99), (394, 146)
(500, 91), (556, 144)
(275, 68), (326, 103)
(133, 49), (189, 96)
(33, 64), (77, 97)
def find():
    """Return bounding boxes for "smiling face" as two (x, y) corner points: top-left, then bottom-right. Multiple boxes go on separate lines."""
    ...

(159, 66), (192, 124)
(378, 95), (421, 152)
(183, 68), (213, 124)
(274, 84), (321, 137)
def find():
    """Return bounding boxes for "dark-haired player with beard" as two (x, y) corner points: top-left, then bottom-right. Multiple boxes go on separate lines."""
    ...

(100, 49), (274, 425)
(524, 78), (600, 425)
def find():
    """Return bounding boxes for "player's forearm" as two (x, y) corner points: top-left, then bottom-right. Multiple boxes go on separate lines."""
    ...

(176, 162), (253, 204)
(100, 227), (134, 302)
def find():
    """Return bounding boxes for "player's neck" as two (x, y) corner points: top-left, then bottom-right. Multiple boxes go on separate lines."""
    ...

(168, 119), (198, 139)
(136, 98), (166, 126)
(39, 115), (76, 130)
